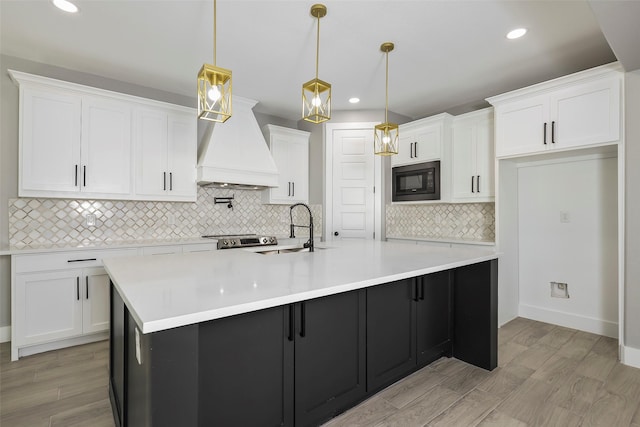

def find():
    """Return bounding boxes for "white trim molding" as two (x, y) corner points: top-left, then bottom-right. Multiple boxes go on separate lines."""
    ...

(0, 326), (11, 343)
(622, 345), (640, 369)
(519, 304), (618, 338)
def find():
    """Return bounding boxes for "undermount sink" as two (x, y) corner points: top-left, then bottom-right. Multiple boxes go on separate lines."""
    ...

(255, 246), (328, 255)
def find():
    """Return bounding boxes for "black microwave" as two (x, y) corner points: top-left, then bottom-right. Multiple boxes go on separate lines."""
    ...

(392, 161), (440, 202)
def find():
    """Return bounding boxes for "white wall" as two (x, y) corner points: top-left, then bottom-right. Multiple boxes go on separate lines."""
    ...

(517, 155), (618, 337)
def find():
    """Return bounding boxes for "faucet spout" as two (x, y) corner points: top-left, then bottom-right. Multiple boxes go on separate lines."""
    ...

(289, 203), (314, 252)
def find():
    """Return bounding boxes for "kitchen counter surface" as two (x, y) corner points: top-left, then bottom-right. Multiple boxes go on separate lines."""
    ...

(385, 236), (495, 246)
(104, 239), (499, 334)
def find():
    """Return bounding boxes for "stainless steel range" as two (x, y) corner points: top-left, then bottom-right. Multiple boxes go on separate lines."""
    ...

(201, 234), (278, 250)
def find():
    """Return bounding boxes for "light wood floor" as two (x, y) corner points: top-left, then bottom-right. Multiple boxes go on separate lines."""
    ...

(1, 318), (640, 427)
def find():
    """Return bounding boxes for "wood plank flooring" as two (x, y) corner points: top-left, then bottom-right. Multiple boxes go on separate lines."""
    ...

(1, 317), (639, 427)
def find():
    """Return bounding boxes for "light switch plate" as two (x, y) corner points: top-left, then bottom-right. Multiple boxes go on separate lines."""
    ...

(85, 213), (96, 227)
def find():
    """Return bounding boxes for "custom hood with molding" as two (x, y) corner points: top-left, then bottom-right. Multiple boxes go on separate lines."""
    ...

(196, 96), (279, 189)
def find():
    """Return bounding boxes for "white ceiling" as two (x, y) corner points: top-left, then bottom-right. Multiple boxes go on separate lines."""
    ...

(0, 0), (624, 121)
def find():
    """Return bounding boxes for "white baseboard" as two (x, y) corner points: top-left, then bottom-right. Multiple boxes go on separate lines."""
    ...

(622, 345), (640, 369)
(519, 304), (617, 338)
(0, 326), (11, 343)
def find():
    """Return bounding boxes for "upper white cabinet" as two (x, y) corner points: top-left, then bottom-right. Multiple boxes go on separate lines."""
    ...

(10, 70), (197, 202)
(134, 107), (197, 201)
(488, 63), (622, 158)
(451, 108), (494, 202)
(261, 125), (310, 204)
(17, 79), (132, 199)
(392, 113), (452, 167)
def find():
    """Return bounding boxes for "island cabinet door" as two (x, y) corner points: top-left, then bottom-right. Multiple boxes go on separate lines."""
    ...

(416, 270), (453, 367)
(366, 278), (417, 393)
(198, 306), (294, 427)
(294, 289), (367, 427)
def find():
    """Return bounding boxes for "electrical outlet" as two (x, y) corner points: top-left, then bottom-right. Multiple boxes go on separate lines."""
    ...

(560, 211), (570, 223)
(550, 281), (569, 298)
(167, 213), (175, 225)
(85, 213), (96, 227)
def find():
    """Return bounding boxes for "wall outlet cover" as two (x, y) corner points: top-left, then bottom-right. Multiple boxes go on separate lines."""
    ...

(85, 213), (96, 227)
(550, 281), (570, 298)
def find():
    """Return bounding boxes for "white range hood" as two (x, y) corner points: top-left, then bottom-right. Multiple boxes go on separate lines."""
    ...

(196, 96), (278, 189)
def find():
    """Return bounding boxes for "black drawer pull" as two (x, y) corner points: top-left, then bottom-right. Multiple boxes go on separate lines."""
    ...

(287, 305), (294, 341)
(477, 175), (480, 193)
(67, 258), (97, 263)
(163, 172), (167, 191)
(76, 277), (80, 301)
(543, 122), (547, 145)
(551, 121), (556, 144)
(74, 165), (78, 186)
(85, 276), (89, 299)
(169, 172), (173, 191)
(418, 278), (425, 300)
(300, 302), (306, 338)
(83, 165), (86, 187)
(471, 176), (474, 193)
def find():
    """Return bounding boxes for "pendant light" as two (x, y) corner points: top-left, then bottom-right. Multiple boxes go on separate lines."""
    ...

(302, 4), (331, 123)
(197, 0), (232, 122)
(374, 42), (399, 155)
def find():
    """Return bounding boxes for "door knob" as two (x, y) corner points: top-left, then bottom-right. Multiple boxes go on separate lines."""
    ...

(334, 231), (339, 236)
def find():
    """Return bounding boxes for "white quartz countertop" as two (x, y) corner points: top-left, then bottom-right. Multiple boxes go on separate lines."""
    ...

(104, 239), (499, 334)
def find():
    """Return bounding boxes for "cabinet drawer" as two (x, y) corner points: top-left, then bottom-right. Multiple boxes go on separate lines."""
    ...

(13, 248), (138, 274)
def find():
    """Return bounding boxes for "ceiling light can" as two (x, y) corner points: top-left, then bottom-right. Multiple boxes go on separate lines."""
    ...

(506, 28), (527, 40)
(52, 0), (79, 13)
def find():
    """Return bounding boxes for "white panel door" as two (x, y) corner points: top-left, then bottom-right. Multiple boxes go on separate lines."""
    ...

(495, 94), (549, 158)
(550, 78), (621, 149)
(475, 116), (495, 198)
(82, 96), (132, 195)
(167, 111), (197, 198)
(20, 86), (81, 194)
(82, 267), (111, 334)
(15, 270), (83, 345)
(451, 122), (475, 200)
(414, 123), (442, 161)
(288, 137), (309, 203)
(332, 129), (374, 239)
(135, 107), (169, 197)
(268, 136), (291, 202)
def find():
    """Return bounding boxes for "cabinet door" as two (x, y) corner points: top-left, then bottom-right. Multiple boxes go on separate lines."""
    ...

(82, 267), (111, 334)
(366, 278), (416, 392)
(167, 111), (197, 198)
(416, 271), (452, 367)
(20, 86), (81, 194)
(550, 77), (621, 149)
(81, 96), (132, 195)
(14, 270), (83, 345)
(288, 137), (309, 203)
(451, 122), (476, 200)
(199, 305), (294, 427)
(495, 94), (549, 158)
(391, 132), (415, 166)
(414, 123), (442, 161)
(295, 290), (366, 427)
(475, 116), (495, 199)
(268, 136), (291, 202)
(135, 107), (169, 197)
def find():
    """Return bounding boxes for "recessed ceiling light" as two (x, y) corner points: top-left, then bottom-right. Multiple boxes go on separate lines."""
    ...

(348, 97), (360, 104)
(506, 28), (527, 40)
(52, 0), (79, 13)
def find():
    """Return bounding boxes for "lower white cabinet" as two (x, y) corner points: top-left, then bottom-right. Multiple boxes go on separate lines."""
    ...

(11, 248), (137, 360)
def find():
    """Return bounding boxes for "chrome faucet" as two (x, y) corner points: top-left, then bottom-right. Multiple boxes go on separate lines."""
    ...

(289, 203), (314, 252)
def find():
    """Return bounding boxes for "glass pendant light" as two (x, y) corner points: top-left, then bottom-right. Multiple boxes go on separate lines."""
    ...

(374, 42), (399, 155)
(197, 0), (232, 122)
(302, 4), (331, 123)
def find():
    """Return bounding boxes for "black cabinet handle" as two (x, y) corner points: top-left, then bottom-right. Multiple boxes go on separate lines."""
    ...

(300, 302), (306, 337)
(83, 165), (86, 187)
(543, 122), (547, 145)
(74, 165), (78, 186)
(76, 277), (80, 301)
(292, 182), (295, 197)
(411, 278), (418, 302)
(169, 172), (173, 191)
(85, 276), (89, 299)
(163, 172), (167, 191)
(414, 142), (418, 158)
(287, 305), (294, 341)
(67, 258), (97, 263)
(477, 175), (480, 193)
(471, 176), (475, 193)
(418, 277), (425, 300)
(288, 182), (291, 197)
(551, 121), (556, 144)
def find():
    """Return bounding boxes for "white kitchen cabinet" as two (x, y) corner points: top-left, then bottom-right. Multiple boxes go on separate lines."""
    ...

(392, 113), (452, 167)
(451, 108), (494, 202)
(261, 125), (310, 204)
(489, 63), (622, 158)
(11, 248), (138, 360)
(12, 71), (133, 199)
(134, 106), (197, 201)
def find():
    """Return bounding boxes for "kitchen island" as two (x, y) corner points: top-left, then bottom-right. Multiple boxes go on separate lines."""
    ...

(105, 239), (498, 427)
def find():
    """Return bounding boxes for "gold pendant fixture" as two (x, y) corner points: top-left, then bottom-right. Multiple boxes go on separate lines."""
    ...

(198, 0), (232, 122)
(374, 42), (399, 155)
(302, 4), (331, 124)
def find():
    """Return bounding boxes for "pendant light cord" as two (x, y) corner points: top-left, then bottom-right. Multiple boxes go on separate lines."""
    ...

(315, 14), (320, 79)
(213, 0), (217, 66)
(385, 50), (389, 123)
